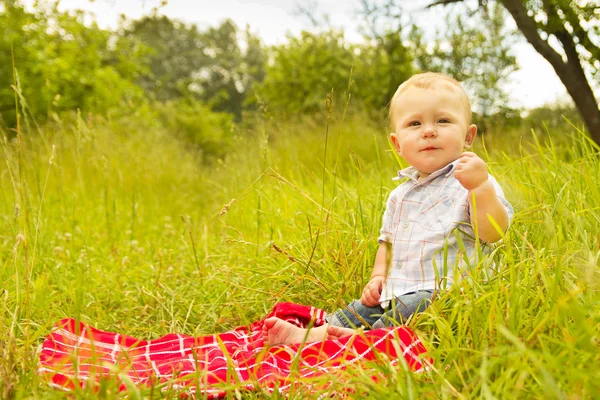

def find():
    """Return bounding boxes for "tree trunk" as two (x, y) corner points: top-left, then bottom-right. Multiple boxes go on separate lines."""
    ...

(500, 0), (600, 144)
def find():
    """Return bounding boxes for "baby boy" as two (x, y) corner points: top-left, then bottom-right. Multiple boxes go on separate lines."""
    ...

(263, 72), (514, 344)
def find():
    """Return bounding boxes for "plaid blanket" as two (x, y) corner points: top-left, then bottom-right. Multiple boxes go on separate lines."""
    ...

(39, 302), (430, 397)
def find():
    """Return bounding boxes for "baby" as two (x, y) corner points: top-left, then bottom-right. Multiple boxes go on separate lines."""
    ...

(263, 72), (514, 345)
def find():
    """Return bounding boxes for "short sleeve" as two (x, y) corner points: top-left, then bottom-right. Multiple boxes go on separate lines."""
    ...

(377, 192), (397, 243)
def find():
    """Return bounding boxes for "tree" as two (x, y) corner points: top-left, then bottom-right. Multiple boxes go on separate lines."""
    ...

(356, 1), (415, 114)
(124, 17), (265, 121)
(423, 0), (600, 143)
(253, 25), (417, 118)
(195, 20), (266, 121)
(252, 30), (357, 117)
(122, 14), (208, 101)
(1, 1), (145, 129)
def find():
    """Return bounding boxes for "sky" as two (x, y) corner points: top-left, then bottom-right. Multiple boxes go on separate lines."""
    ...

(43, 0), (571, 109)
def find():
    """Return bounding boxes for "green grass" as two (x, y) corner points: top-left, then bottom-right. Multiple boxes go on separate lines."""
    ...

(1, 110), (599, 398)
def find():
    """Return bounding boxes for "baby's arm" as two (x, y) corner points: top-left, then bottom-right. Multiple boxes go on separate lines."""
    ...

(361, 242), (388, 306)
(454, 152), (509, 243)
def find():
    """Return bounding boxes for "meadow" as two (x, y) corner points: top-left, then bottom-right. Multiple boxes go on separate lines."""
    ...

(1, 108), (599, 398)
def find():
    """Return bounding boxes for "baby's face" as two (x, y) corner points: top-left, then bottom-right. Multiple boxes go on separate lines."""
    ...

(390, 85), (476, 179)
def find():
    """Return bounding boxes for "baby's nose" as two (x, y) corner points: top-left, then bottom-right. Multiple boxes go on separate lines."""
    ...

(422, 127), (437, 137)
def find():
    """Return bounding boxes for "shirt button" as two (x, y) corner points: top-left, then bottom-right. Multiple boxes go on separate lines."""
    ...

(414, 187), (421, 192)
(403, 222), (409, 228)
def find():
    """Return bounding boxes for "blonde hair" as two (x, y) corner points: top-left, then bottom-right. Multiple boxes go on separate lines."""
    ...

(389, 72), (472, 129)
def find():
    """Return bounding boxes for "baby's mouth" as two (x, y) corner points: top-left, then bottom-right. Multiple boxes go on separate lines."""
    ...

(421, 146), (439, 151)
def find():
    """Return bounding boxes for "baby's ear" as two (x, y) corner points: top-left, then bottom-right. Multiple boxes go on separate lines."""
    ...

(390, 133), (401, 154)
(464, 125), (477, 148)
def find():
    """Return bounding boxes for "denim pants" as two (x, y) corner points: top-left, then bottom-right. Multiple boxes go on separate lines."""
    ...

(326, 290), (434, 330)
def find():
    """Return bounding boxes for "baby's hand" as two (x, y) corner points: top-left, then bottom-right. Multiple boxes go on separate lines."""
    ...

(361, 276), (384, 307)
(454, 152), (488, 191)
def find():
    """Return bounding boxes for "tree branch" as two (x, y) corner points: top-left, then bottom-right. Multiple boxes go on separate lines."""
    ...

(499, 0), (566, 68)
(426, 0), (464, 8)
(426, 0), (489, 8)
(560, 3), (600, 61)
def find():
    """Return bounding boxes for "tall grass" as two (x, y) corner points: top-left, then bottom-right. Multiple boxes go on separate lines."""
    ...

(1, 108), (598, 398)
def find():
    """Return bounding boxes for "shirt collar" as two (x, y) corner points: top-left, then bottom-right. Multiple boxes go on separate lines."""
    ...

(393, 159), (460, 182)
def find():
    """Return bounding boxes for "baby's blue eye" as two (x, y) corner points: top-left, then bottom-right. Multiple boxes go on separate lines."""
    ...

(408, 121), (421, 127)
(438, 119), (450, 123)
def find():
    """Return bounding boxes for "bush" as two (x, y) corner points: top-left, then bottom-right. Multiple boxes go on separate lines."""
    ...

(155, 99), (234, 162)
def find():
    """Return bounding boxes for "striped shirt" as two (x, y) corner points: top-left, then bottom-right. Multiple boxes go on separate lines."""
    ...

(378, 159), (514, 304)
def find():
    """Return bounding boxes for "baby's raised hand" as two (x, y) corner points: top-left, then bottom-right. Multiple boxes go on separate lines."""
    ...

(454, 152), (488, 191)
(361, 276), (384, 307)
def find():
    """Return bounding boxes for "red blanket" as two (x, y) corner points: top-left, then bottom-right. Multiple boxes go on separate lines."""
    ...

(39, 302), (430, 397)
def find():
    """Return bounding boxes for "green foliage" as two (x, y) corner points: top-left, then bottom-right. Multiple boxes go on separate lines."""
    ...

(2, 0), (527, 134)
(197, 20), (266, 120)
(354, 32), (414, 117)
(2, 2), (598, 397)
(0, 3), (239, 161)
(0, 1), (146, 128)
(253, 28), (414, 119)
(1, 109), (600, 398)
(473, 105), (523, 133)
(523, 0), (599, 78)
(253, 30), (358, 117)
(524, 102), (580, 126)
(122, 14), (208, 102)
(155, 98), (234, 162)
(124, 17), (266, 121)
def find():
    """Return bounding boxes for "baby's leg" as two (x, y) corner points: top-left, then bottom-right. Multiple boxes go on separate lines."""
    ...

(373, 290), (434, 329)
(326, 325), (356, 340)
(262, 317), (331, 345)
(326, 299), (385, 329)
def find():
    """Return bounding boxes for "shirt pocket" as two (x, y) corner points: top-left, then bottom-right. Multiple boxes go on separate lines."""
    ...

(418, 194), (457, 231)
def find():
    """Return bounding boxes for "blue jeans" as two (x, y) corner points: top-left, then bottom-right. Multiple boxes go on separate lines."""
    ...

(326, 290), (434, 330)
